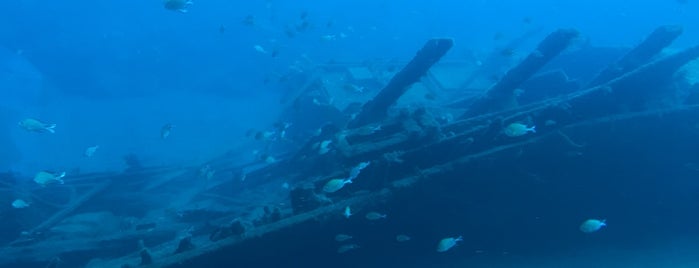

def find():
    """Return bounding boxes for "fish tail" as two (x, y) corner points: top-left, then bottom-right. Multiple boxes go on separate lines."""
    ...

(45, 124), (56, 133)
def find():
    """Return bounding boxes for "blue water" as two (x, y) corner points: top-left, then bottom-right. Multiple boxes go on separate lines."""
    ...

(1, 1), (699, 267)
(1, 0), (697, 174)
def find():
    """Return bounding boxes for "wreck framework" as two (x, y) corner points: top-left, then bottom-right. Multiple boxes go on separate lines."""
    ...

(1, 25), (699, 267)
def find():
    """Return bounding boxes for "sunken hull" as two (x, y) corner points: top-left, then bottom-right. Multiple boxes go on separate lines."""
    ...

(3, 25), (699, 267)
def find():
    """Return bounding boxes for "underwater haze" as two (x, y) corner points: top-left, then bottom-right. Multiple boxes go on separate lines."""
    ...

(0, 0), (697, 174)
(2, 0), (699, 267)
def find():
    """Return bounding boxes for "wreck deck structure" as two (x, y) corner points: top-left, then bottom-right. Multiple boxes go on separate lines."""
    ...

(2, 25), (699, 267)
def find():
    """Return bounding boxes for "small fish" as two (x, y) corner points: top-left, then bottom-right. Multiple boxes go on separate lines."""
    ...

(318, 140), (332, 155)
(579, 219), (606, 233)
(254, 45), (268, 54)
(163, 0), (193, 13)
(500, 48), (516, 57)
(365, 212), (387, 221)
(161, 124), (174, 139)
(255, 131), (276, 141)
(241, 15), (255, 26)
(396, 234), (411, 242)
(198, 165), (215, 180)
(348, 161), (370, 180)
(262, 155), (276, 164)
(343, 206), (352, 219)
(345, 84), (365, 93)
(334, 234), (353, 242)
(436, 236), (463, 252)
(34, 171), (66, 187)
(337, 244), (360, 254)
(19, 118), (56, 133)
(504, 122), (536, 137)
(322, 178), (352, 193)
(11, 199), (30, 209)
(320, 35), (337, 41)
(84, 145), (99, 157)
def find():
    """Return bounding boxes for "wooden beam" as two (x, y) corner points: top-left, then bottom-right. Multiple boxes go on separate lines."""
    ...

(587, 25), (683, 87)
(460, 29), (579, 118)
(348, 38), (454, 128)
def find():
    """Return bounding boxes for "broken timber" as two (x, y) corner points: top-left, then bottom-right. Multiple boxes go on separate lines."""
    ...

(348, 38), (454, 128)
(134, 35), (699, 268)
(587, 25), (683, 87)
(429, 44), (699, 170)
(460, 29), (579, 118)
(4, 27), (699, 268)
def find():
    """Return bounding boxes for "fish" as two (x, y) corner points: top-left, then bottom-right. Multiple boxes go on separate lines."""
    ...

(579, 219), (606, 233)
(84, 145), (99, 157)
(348, 161), (370, 180)
(254, 45), (268, 54)
(241, 15), (255, 26)
(34, 171), (66, 186)
(19, 118), (56, 133)
(198, 165), (215, 180)
(436, 236), (463, 252)
(318, 140), (332, 154)
(163, 0), (193, 13)
(205, 169), (215, 180)
(395, 234), (411, 242)
(504, 122), (536, 137)
(365, 212), (387, 221)
(161, 124), (174, 139)
(343, 206), (352, 219)
(11, 199), (30, 209)
(334, 234), (353, 242)
(322, 178), (351, 193)
(337, 244), (360, 254)
(320, 35), (337, 41)
(262, 155), (276, 164)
